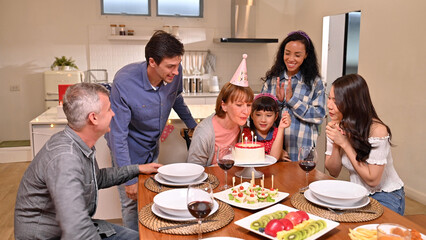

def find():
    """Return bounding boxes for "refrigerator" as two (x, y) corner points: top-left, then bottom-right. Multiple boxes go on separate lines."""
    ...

(44, 70), (84, 109)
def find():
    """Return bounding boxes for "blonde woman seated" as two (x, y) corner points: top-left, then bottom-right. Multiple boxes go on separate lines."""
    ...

(187, 55), (254, 166)
(187, 82), (254, 166)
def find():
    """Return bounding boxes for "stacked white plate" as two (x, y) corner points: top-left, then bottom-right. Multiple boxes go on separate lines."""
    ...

(152, 189), (219, 221)
(156, 163), (206, 185)
(305, 180), (369, 209)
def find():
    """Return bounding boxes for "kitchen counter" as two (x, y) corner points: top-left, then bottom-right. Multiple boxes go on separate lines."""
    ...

(182, 92), (219, 98)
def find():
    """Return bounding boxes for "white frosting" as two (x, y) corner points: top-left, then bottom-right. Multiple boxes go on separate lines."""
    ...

(233, 142), (265, 163)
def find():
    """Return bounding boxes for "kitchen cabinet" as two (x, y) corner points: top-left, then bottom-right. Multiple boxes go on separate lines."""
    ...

(183, 92), (218, 105)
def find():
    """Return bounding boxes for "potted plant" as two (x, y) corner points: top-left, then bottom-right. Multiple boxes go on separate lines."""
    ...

(50, 56), (78, 71)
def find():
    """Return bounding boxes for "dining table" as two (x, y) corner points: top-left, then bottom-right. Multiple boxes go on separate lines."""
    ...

(138, 161), (426, 239)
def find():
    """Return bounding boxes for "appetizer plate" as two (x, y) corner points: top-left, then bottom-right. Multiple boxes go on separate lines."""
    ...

(304, 189), (370, 210)
(151, 200), (219, 222)
(154, 172), (208, 186)
(353, 224), (426, 239)
(234, 155), (277, 167)
(213, 182), (289, 210)
(235, 204), (339, 240)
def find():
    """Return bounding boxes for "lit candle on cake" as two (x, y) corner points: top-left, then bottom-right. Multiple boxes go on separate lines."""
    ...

(251, 131), (254, 142)
(254, 136), (257, 144)
(241, 133), (244, 143)
(245, 137), (248, 145)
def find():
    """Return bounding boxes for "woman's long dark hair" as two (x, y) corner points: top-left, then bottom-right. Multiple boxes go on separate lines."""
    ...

(249, 96), (281, 132)
(262, 30), (320, 88)
(332, 74), (392, 162)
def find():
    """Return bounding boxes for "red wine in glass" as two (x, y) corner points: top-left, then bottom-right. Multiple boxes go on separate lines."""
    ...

(217, 145), (233, 190)
(187, 201), (213, 219)
(298, 146), (317, 192)
(218, 158), (234, 171)
(187, 183), (214, 240)
(299, 161), (316, 172)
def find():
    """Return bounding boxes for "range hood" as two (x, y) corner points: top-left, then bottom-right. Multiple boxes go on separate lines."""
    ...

(218, 0), (278, 43)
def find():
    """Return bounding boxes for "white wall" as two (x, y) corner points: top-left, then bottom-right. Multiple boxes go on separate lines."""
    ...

(294, 0), (426, 204)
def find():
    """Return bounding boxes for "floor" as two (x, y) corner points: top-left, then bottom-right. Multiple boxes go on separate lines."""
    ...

(2, 162), (426, 239)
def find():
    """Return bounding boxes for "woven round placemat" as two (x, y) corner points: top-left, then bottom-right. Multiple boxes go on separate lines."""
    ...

(145, 174), (219, 193)
(290, 192), (383, 222)
(139, 201), (234, 235)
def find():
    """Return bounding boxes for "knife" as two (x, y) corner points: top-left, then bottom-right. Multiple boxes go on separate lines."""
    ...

(158, 220), (218, 231)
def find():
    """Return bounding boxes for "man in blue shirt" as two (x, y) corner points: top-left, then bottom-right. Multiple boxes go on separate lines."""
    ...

(106, 30), (197, 231)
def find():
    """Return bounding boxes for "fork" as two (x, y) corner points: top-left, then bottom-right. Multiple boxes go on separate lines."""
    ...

(327, 207), (376, 215)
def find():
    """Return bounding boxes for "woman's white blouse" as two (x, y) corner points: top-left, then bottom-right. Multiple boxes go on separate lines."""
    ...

(326, 136), (404, 194)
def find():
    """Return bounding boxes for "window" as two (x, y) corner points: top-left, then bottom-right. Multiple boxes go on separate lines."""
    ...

(156, 0), (203, 17)
(102, 0), (150, 16)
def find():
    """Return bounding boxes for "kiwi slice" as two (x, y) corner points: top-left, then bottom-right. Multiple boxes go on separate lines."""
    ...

(316, 220), (327, 230)
(304, 224), (315, 237)
(250, 220), (263, 230)
(307, 222), (319, 234)
(271, 211), (282, 219)
(281, 229), (303, 240)
(299, 228), (308, 239)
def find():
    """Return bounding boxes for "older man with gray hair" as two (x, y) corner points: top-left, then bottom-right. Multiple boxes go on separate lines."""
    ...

(14, 83), (161, 240)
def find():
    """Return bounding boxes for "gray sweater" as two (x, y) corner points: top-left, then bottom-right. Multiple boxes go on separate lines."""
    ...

(187, 114), (216, 166)
(187, 114), (242, 166)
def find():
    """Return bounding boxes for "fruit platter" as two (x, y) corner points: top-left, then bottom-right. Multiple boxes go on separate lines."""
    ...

(213, 182), (289, 210)
(235, 204), (339, 240)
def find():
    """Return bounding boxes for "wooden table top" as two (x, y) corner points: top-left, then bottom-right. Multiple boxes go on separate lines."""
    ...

(138, 162), (426, 239)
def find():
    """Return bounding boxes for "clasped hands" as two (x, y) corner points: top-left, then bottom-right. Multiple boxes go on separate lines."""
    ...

(325, 121), (348, 147)
(276, 77), (293, 103)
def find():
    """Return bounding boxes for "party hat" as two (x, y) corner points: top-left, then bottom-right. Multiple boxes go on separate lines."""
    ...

(230, 54), (249, 87)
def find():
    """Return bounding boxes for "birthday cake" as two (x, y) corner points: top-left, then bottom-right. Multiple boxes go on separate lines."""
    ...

(234, 142), (265, 164)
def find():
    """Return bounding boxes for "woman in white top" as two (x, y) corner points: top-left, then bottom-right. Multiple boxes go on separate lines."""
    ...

(325, 74), (405, 215)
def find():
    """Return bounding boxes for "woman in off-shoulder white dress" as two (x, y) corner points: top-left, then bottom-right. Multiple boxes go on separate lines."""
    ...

(325, 74), (405, 215)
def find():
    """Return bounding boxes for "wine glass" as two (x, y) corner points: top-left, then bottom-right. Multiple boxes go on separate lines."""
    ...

(217, 145), (234, 190)
(187, 183), (214, 240)
(298, 146), (317, 192)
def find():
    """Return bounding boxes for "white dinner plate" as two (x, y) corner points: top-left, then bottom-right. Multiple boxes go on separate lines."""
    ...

(151, 200), (219, 222)
(234, 155), (277, 167)
(154, 172), (208, 186)
(354, 224), (426, 239)
(234, 204), (340, 240)
(304, 189), (370, 210)
(213, 182), (289, 210)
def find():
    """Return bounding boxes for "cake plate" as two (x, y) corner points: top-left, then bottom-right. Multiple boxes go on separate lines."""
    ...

(234, 155), (277, 179)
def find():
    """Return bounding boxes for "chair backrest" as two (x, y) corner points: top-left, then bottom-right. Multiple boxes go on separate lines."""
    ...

(180, 128), (194, 150)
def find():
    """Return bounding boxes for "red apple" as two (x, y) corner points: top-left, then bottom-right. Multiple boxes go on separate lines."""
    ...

(283, 212), (303, 226)
(296, 210), (309, 221)
(278, 218), (294, 231)
(264, 219), (285, 237)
